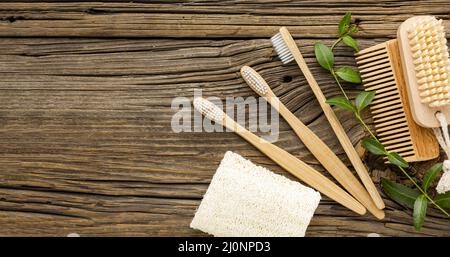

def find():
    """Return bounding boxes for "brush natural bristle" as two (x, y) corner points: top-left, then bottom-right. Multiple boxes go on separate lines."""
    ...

(407, 16), (450, 108)
(240, 66), (269, 96)
(271, 32), (294, 64)
(193, 97), (225, 123)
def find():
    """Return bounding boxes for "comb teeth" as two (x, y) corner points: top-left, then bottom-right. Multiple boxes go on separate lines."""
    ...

(355, 40), (440, 162)
(193, 97), (225, 123)
(240, 66), (269, 95)
(271, 32), (294, 64)
(407, 16), (450, 108)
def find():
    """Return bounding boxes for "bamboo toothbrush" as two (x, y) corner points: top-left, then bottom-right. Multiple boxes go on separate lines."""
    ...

(356, 40), (439, 162)
(270, 27), (385, 210)
(241, 66), (385, 219)
(193, 97), (366, 215)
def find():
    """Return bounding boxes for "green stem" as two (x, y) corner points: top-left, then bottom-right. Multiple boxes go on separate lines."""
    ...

(355, 114), (379, 143)
(397, 165), (450, 217)
(330, 67), (377, 142)
(331, 37), (343, 51)
(330, 70), (349, 99)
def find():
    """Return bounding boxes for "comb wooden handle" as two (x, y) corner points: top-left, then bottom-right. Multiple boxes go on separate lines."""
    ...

(226, 118), (367, 215)
(279, 27), (386, 210)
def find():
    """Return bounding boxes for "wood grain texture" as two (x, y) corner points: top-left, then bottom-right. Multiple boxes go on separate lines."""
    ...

(0, 0), (448, 236)
(0, 1), (448, 38)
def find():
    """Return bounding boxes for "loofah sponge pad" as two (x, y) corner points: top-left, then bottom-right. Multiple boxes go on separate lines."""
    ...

(436, 161), (450, 194)
(190, 151), (321, 237)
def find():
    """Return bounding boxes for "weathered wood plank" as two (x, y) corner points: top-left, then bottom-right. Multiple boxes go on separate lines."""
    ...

(0, 1), (448, 38)
(0, 36), (448, 236)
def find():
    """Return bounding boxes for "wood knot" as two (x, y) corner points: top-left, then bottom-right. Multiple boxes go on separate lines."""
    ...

(3, 16), (24, 23)
(283, 76), (293, 83)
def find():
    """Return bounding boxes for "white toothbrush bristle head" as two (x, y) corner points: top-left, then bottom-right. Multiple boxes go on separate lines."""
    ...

(271, 32), (294, 64)
(193, 97), (225, 123)
(407, 16), (450, 108)
(240, 66), (269, 95)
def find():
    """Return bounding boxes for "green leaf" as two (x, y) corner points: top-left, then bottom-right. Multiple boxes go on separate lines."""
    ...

(413, 195), (428, 231)
(422, 163), (443, 191)
(342, 35), (359, 52)
(314, 43), (334, 71)
(335, 66), (361, 84)
(355, 91), (375, 113)
(435, 191), (450, 209)
(325, 96), (355, 112)
(381, 178), (420, 208)
(387, 152), (409, 168)
(339, 12), (352, 35)
(349, 24), (359, 34)
(362, 138), (385, 155)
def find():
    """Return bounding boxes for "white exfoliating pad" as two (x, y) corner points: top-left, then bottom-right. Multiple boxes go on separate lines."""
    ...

(190, 151), (321, 237)
(437, 161), (450, 194)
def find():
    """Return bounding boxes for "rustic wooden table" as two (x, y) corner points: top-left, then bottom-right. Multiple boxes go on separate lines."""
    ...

(0, 1), (449, 237)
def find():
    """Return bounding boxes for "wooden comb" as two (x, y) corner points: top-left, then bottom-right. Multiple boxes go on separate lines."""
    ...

(356, 39), (439, 162)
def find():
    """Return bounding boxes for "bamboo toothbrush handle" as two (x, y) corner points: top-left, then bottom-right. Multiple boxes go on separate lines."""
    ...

(227, 118), (366, 215)
(274, 100), (384, 219)
(279, 27), (385, 209)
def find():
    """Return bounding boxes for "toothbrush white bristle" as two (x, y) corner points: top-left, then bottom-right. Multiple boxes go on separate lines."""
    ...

(193, 97), (225, 123)
(408, 16), (450, 108)
(240, 66), (269, 95)
(271, 32), (294, 64)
